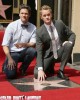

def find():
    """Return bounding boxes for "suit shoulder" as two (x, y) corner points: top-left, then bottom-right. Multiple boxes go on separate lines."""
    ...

(36, 25), (44, 33)
(54, 20), (64, 24)
(54, 20), (66, 27)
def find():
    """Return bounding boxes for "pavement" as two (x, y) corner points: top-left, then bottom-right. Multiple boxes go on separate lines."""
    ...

(67, 62), (80, 70)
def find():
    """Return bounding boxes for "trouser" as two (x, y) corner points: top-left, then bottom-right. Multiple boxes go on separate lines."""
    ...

(3, 47), (37, 79)
(34, 42), (73, 79)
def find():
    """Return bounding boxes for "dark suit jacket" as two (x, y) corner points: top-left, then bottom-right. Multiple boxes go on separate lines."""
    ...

(36, 20), (76, 67)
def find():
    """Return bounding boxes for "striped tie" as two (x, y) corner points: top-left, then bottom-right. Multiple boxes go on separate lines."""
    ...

(50, 26), (58, 59)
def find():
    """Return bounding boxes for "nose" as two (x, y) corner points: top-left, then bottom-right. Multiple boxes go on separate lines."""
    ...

(23, 14), (26, 16)
(46, 15), (49, 18)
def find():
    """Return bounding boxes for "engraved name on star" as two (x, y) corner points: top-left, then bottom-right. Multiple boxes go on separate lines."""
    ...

(0, 0), (11, 19)
(14, 78), (69, 91)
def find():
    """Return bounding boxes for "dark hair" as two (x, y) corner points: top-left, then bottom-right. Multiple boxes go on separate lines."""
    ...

(19, 4), (31, 15)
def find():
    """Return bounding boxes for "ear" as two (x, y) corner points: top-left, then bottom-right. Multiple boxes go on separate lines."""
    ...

(40, 15), (43, 20)
(28, 14), (31, 18)
(51, 13), (52, 18)
(29, 13), (31, 17)
(19, 14), (20, 17)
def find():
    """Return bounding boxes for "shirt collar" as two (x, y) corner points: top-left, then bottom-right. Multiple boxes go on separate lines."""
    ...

(44, 22), (55, 30)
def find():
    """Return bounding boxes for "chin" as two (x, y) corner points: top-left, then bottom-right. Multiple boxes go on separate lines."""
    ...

(45, 22), (51, 25)
(22, 20), (27, 23)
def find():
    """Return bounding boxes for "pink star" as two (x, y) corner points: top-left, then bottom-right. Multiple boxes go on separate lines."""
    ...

(0, 0), (11, 19)
(14, 78), (68, 91)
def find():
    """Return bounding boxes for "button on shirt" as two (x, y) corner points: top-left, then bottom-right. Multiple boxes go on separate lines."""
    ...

(2, 19), (36, 52)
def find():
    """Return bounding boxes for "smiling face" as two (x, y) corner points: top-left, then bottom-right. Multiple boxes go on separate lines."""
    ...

(19, 8), (30, 24)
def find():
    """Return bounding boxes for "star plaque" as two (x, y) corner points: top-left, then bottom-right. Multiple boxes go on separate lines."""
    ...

(8, 75), (80, 92)
(0, 0), (13, 23)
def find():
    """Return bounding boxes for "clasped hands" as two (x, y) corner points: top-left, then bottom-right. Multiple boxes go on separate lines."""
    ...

(15, 43), (27, 48)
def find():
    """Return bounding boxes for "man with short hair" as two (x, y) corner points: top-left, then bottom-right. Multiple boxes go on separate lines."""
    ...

(34, 5), (76, 81)
(2, 4), (36, 79)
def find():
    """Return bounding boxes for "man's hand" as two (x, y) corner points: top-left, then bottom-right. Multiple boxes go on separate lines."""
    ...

(38, 70), (46, 81)
(15, 42), (35, 48)
(7, 58), (16, 70)
(15, 43), (26, 48)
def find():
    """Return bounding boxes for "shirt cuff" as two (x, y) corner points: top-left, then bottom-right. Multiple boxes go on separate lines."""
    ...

(38, 67), (43, 71)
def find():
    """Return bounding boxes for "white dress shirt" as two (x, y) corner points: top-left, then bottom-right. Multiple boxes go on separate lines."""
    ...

(2, 19), (36, 52)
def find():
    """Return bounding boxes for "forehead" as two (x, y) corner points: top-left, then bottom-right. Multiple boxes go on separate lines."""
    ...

(20, 8), (29, 13)
(41, 9), (51, 15)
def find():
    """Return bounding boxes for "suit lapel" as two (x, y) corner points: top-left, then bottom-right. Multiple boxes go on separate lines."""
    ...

(42, 25), (52, 58)
(42, 25), (51, 39)
(53, 20), (62, 44)
(53, 20), (61, 37)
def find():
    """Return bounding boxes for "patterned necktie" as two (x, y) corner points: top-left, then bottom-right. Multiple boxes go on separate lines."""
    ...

(50, 26), (58, 59)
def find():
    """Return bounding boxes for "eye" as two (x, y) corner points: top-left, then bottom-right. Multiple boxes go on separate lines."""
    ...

(43, 14), (46, 17)
(47, 14), (50, 16)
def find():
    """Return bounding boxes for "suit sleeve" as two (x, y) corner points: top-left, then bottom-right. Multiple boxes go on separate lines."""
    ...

(62, 20), (76, 46)
(36, 29), (43, 68)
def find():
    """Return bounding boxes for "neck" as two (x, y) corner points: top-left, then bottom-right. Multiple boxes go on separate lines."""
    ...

(45, 21), (52, 25)
(20, 19), (28, 24)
